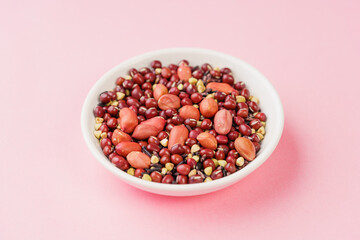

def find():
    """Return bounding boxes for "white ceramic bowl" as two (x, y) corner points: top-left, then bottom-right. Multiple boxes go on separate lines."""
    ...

(81, 48), (284, 196)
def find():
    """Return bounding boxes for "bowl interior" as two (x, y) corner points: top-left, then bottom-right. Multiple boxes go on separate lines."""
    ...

(81, 48), (284, 196)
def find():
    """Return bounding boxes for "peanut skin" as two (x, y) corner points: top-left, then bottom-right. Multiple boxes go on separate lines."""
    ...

(111, 129), (132, 145)
(132, 117), (166, 140)
(214, 109), (232, 135)
(199, 98), (218, 118)
(158, 94), (181, 110)
(115, 142), (142, 157)
(197, 132), (217, 150)
(168, 125), (189, 150)
(127, 151), (151, 168)
(206, 82), (236, 94)
(119, 108), (138, 133)
(153, 84), (168, 101)
(177, 62), (192, 81)
(234, 137), (256, 161)
(179, 105), (200, 121)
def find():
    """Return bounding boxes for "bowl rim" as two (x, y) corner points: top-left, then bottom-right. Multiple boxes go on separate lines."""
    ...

(81, 47), (284, 194)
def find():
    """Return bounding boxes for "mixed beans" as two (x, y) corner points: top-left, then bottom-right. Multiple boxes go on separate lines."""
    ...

(93, 60), (267, 184)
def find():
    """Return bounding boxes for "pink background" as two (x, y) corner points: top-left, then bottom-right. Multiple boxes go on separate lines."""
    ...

(1, 0), (359, 239)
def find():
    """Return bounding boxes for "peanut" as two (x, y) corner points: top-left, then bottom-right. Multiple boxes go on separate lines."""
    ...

(178, 105), (200, 121)
(132, 117), (166, 140)
(199, 97), (218, 118)
(168, 124), (189, 150)
(214, 109), (233, 135)
(153, 84), (168, 101)
(111, 129), (132, 145)
(119, 108), (138, 133)
(115, 142), (141, 157)
(206, 82), (235, 94)
(158, 94), (181, 110)
(177, 62), (192, 81)
(197, 132), (217, 150)
(234, 137), (256, 161)
(126, 151), (151, 169)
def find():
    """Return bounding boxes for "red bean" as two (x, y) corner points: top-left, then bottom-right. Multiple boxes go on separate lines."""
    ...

(189, 175), (203, 184)
(239, 124), (251, 136)
(159, 148), (171, 157)
(134, 168), (145, 178)
(148, 136), (160, 145)
(145, 98), (157, 108)
(185, 138), (197, 147)
(225, 163), (236, 173)
(147, 143), (160, 153)
(211, 169), (223, 180)
(184, 118), (197, 128)
(222, 74), (234, 85)
(100, 138), (112, 149)
(255, 112), (267, 121)
(227, 131), (238, 141)
(241, 88), (250, 99)
(215, 135), (228, 144)
(94, 106), (105, 117)
(107, 117), (118, 128)
(228, 149), (239, 158)
(215, 150), (225, 160)
(162, 175), (174, 184)
(99, 92), (111, 104)
(169, 87), (180, 95)
(133, 73), (144, 85)
(166, 123), (175, 132)
(144, 72), (156, 82)
(220, 67), (232, 74)
(226, 155), (236, 165)
(138, 141), (147, 148)
(171, 115), (184, 125)
(111, 155), (129, 170)
(170, 144), (185, 155)
(145, 108), (158, 119)
(248, 101), (260, 112)
(192, 69), (204, 79)
(190, 93), (202, 103)
(179, 92), (189, 99)
(123, 80), (134, 89)
(203, 159), (216, 170)
(151, 60), (162, 69)
(116, 77), (125, 86)
(208, 130), (217, 137)
(250, 119), (262, 130)
(253, 142), (261, 152)
(234, 116), (245, 125)
(181, 97), (192, 106)
(160, 155), (170, 164)
(177, 164), (191, 175)
(137, 115), (146, 123)
(161, 67), (172, 78)
(176, 175), (188, 184)
(200, 149), (214, 159)
(102, 145), (113, 156)
(201, 119), (212, 130)
(214, 91), (226, 101)
(150, 171), (162, 183)
(201, 63), (212, 72)
(189, 130), (201, 139)
(234, 81), (245, 90)
(187, 158), (197, 168)
(224, 100), (236, 110)
(107, 106), (118, 116)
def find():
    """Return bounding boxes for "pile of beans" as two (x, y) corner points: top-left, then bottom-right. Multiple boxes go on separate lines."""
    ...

(93, 60), (267, 184)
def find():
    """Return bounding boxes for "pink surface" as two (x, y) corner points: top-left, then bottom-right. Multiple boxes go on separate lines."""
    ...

(1, 0), (359, 239)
